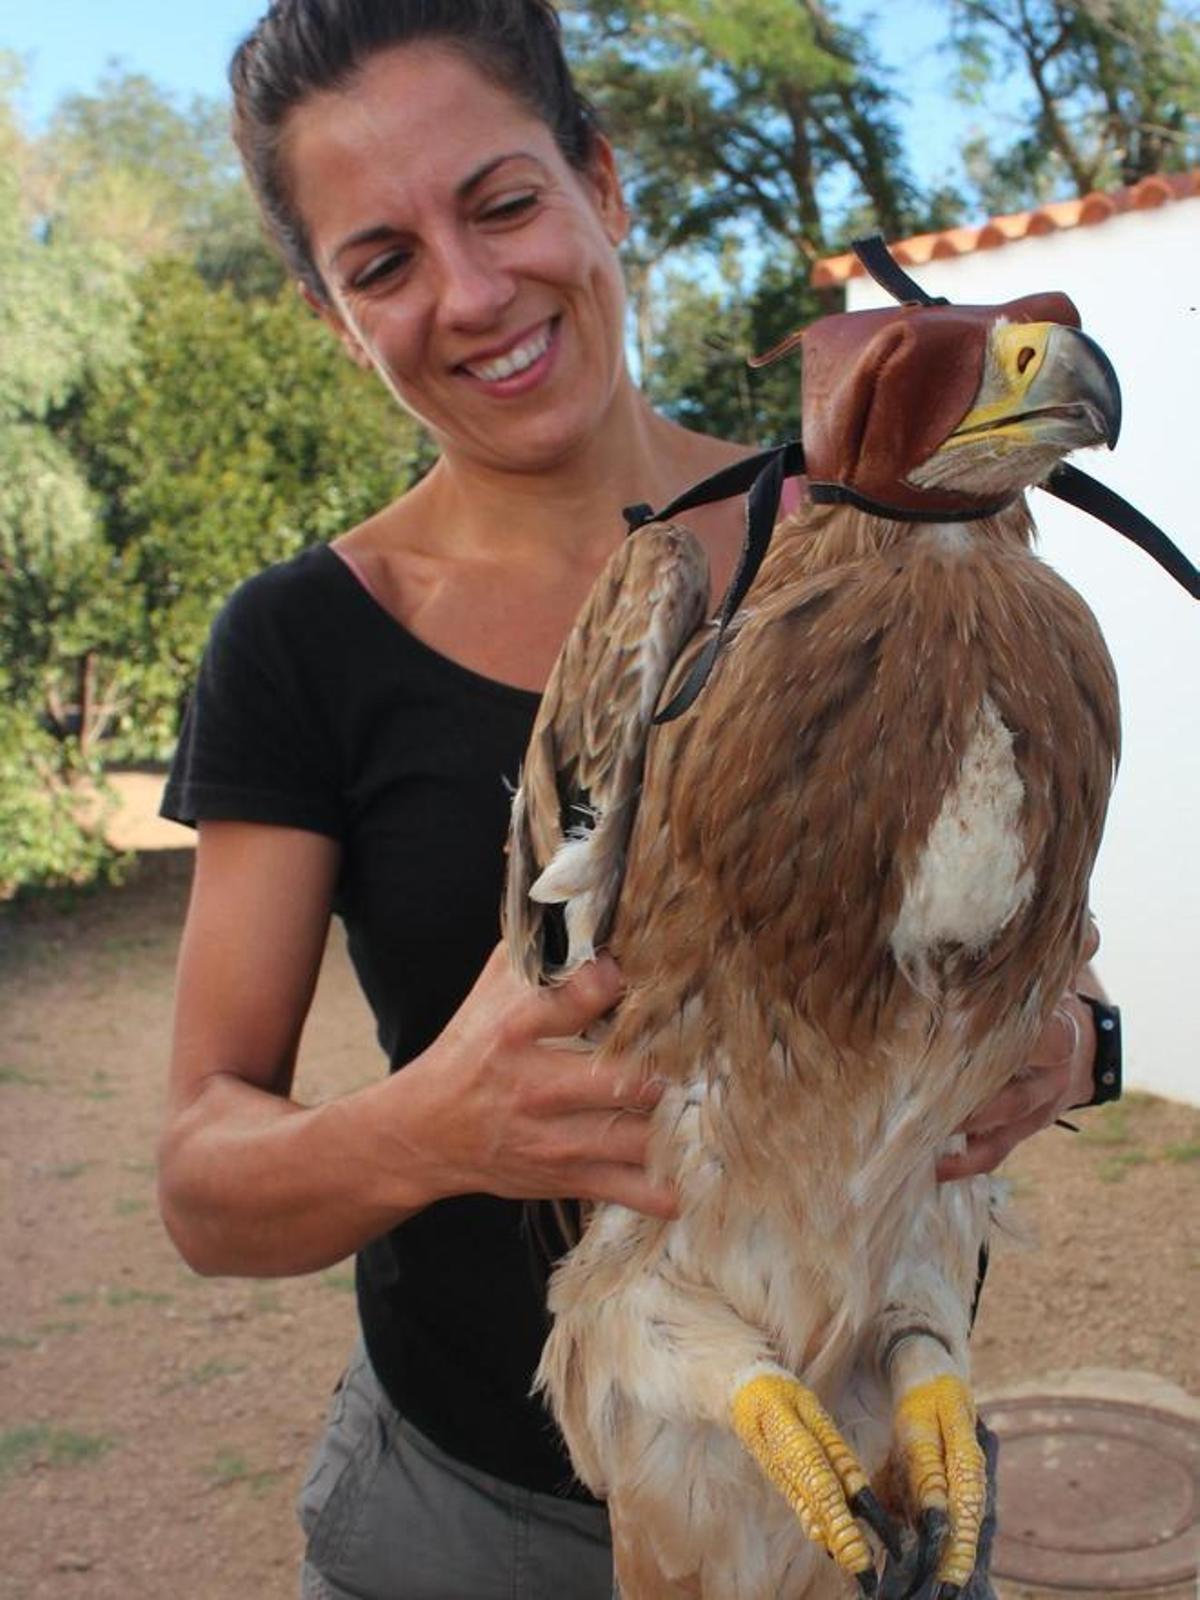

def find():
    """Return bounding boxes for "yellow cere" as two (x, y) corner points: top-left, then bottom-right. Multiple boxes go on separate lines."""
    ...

(945, 320), (1056, 443)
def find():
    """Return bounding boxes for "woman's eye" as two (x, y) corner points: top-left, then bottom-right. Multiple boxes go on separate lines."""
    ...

(480, 191), (539, 224)
(352, 251), (409, 290)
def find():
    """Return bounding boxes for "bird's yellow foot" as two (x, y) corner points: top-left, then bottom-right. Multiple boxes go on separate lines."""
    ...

(731, 1372), (901, 1595)
(893, 1375), (986, 1595)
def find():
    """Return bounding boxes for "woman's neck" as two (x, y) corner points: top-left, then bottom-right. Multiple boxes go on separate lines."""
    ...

(407, 384), (752, 576)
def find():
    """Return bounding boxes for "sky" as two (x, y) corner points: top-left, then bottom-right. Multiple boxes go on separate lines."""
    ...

(4, 0), (266, 125)
(2, 1), (1003, 203)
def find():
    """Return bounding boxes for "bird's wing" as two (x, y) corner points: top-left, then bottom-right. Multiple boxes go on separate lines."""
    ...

(504, 521), (710, 985)
(613, 526), (1117, 1060)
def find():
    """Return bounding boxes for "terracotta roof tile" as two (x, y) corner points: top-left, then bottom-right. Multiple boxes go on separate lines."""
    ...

(812, 170), (1200, 288)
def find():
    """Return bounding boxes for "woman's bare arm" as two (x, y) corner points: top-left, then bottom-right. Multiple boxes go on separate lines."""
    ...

(158, 821), (675, 1279)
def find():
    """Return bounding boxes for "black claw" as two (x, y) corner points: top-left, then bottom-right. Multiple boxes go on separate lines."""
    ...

(934, 1585), (960, 1600)
(855, 1568), (879, 1598)
(850, 1487), (905, 1562)
(897, 1508), (948, 1600)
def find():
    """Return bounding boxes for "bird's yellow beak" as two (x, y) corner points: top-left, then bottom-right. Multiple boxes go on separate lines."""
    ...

(944, 321), (1122, 452)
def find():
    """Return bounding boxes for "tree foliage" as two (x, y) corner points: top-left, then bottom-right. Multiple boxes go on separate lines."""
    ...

(948, 0), (1200, 211)
(0, 692), (125, 901)
(0, 64), (423, 892)
(71, 260), (427, 758)
(30, 59), (284, 294)
(562, 0), (968, 439)
(0, 10), (1195, 892)
(564, 0), (939, 262)
(0, 73), (141, 893)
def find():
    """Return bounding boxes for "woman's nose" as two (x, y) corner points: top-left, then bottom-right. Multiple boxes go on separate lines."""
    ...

(434, 236), (516, 330)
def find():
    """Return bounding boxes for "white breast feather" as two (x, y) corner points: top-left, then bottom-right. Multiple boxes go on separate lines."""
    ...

(891, 696), (1032, 970)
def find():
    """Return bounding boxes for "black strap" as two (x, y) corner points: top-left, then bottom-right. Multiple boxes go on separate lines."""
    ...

(622, 441), (804, 534)
(1042, 464), (1200, 600)
(621, 441), (805, 724)
(619, 237), (1194, 726)
(807, 480), (1018, 523)
(849, 234), (1198, 599)
(851, 234), (948, 307)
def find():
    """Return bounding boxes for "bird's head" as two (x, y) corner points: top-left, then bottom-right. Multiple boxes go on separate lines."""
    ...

(757, 292), (1121, 520)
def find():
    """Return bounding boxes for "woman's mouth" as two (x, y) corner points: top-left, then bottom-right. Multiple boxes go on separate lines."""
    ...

(459, 318), (560, 392)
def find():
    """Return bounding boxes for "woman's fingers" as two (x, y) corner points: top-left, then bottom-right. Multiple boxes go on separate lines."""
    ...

(957, 1073), (1051, 1140)
(430, 946), (677, 1214)
(530, 953), (625, 1036)
(578, 1164), (680, 1219)
(1026, 1001), (1080, 1070)
(940, 988), (1099, 1181)
(937, 1117), (1036, 1181)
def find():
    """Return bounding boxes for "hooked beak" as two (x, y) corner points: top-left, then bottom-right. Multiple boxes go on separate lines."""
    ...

(946, 321), (1122, 454)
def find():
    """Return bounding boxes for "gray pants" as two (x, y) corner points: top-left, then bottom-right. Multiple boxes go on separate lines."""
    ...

(297, 1343), (614, 1600)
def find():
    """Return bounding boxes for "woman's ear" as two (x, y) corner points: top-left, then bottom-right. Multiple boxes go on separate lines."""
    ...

(587, 134), (630, 247)
(297, 281), (373, 370)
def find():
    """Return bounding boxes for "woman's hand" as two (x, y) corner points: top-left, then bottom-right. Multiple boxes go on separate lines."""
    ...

(937, 917), (1103, 1182)
(391, 946), (679, 1219)
(164, 821), (671, 1279)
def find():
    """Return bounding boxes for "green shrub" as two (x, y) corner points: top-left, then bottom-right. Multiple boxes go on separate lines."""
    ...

(0, 700), (124, 900)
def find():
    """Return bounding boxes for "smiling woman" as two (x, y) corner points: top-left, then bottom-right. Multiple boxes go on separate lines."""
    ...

(154, 4), (1103, 1599)
(285, 45), (632, 484)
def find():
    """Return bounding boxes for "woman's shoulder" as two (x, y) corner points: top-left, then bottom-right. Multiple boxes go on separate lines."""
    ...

(212, 544), (355, 657)
(225, 542), (338, 615)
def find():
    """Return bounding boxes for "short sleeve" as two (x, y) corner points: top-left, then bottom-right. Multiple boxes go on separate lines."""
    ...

(161, 568), (345, 838)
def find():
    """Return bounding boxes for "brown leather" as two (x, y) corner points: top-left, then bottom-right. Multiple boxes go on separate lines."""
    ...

(764, 293), (1081, 516)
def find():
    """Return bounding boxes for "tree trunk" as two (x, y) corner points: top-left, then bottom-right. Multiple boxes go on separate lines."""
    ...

(78, 651), (97, 761)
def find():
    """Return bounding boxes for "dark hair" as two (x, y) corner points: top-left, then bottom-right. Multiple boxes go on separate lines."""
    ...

(229, 0), (600, 301)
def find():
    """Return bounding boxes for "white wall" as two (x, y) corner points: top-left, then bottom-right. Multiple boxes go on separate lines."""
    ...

(846, 204), (1199, 1103)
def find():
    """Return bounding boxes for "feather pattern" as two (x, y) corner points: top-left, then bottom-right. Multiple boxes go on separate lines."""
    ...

(505, 521), (710, 983)
(507, 482), (1118, 1595)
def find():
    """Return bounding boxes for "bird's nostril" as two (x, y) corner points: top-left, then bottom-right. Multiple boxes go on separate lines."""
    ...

(1016, 346), (1037, 375)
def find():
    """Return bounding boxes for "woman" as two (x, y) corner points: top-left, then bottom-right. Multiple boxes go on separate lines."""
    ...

(157, 4), (1106, 1597)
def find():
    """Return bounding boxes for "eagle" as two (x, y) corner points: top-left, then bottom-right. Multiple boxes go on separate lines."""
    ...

(504, 244), (1195, 1600)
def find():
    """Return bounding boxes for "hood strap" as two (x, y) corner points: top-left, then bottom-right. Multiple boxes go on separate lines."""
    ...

(851, 234), (949, 306)
(807, 480), (1018, 522)
(1042, 464), (1200, 599)
(623, 441), (806, 724)
(621, 445), (1195, 728)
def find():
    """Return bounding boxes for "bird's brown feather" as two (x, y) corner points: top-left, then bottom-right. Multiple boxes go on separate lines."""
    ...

(512, 491), (1118, 1600)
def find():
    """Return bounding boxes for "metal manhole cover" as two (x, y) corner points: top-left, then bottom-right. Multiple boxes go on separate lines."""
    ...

(982, 1394), (1200, 1591)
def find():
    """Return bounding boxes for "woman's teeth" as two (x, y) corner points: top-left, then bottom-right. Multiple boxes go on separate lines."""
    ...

(465, 322), (554, 382)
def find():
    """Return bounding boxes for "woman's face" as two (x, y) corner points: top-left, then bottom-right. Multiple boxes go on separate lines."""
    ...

(284, 43), (631, 473)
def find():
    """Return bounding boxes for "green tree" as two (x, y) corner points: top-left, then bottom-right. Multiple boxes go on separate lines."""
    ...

(563, 1), (962, 438)
(948, 0), (1200, 211)
(0, 67), (139, 751)
(72, 260), (429, 757)
(35, 61), (284, 294)
(0, 66), (139, 893)
(0, 60), (433, 893)
(565, 0), (935, 261)
(0, 686), (122, 901)
(635, 251), (811, 444)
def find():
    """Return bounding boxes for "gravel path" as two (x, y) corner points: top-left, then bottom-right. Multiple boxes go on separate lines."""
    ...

(1, 853), (1195, 1599)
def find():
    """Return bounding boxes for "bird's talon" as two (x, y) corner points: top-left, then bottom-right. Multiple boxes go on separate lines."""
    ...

(856, 1568), (879, 1597)
(730, 1373), (875, 1582)
(898, 1507), (948, 1600)
(894, 1375), (986, 1589)
(935, 1585), (961, 1600)
(850, 1486), (904, 1561)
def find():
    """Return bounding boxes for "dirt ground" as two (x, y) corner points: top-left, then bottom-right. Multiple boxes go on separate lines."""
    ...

(1, 839), (1196, 1600)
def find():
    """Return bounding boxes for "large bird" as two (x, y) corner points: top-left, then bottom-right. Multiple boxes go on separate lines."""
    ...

(504, 248), (1193, 1599)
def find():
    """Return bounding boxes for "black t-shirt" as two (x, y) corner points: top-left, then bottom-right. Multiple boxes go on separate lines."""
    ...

(162, 543), (590, 1497)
